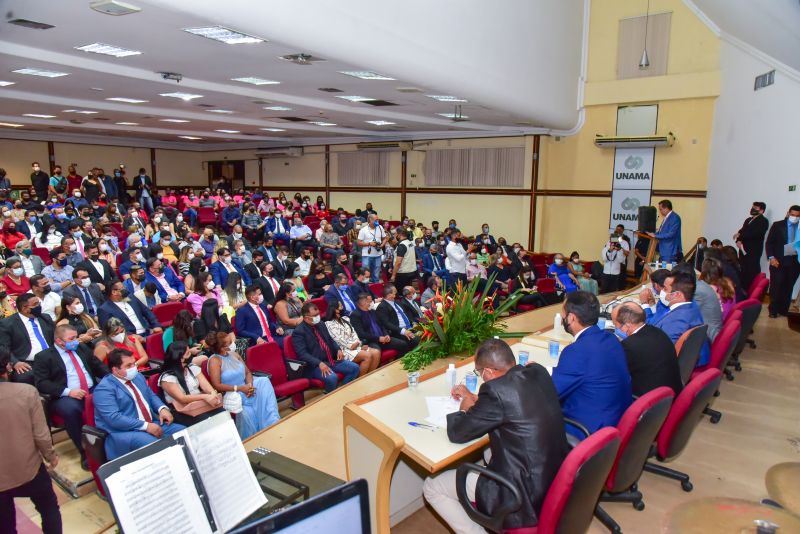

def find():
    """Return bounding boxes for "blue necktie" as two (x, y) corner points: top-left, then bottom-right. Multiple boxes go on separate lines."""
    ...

(789, 222), (797, 244)
(340, 288), (355, 312)
(83, 288), (95, 315)
(392, 301), (411, 329)
(29, 318), (49, 350)
(432, 255), (440, 271)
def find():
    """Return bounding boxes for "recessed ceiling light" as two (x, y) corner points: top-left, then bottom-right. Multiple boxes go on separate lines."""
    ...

(62, 109), (99, 114)
(13, 68), (69, 78)
(115, 121), (139, 125)
(426, 95), (468, 102)
(0, 122), (24, 128)
(90, 87), (104, 91)
(160, 92), (203, 101)
(231, 77), (280, 85)
(365, 120), (396, 126)
(160, 118), (190, 123)
(215, 129), (240, 134)
(437, 112), (470, 119)
(309, 121), (336, 126)
(75, 43), (142, 57)
(183, 26), (264, 45)
(339, 71), (395, 80)
(0, 81), (16, 87)
(336, 96), (376, 102)
(263, 106), (292, 111)
(178, 135), (203, 140)
(206, 109), (234, 114)
(106, 97), (148, 103)
(259, 127), (286, 132)
(22, 113), (56, 118)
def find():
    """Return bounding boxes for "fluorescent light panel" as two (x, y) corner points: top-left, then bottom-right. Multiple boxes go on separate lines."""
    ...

(206, 109), (234, 114)
(339, 71), (394, 80)
(309, 121), (336, 126)
(62, 109), (99, 114)
(183, 26), (264, 44)
(232, 77), (279, 85)
(426, 95), (468, 102)
(336, 95), (376, 102)
(178, 135), (203, 140)
(75, 43), (142, 58)
(0, 122), (24, 128)
(160, 119), (190, 123)
(0, 81), (15, 87)
(263, 106), (292, 111)
(106, 97), (148, 103)
(13, 68), (69, 78)
(22, 113), (56, 118)
(259, 128), (286, 132)
(115, 122), (139, 125)
(160, 92), (203, 101)
(215, 129), (240, 133)
(365, 120), (395, 126)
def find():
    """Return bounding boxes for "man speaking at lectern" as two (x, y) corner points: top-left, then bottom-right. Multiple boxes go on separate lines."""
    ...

(647, 199), (682, 263)
(423, 339), (568, 533)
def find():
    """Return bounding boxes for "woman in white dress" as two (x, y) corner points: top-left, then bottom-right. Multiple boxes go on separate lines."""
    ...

(324, 299), (380, 376)
(33, 220), (64, 251)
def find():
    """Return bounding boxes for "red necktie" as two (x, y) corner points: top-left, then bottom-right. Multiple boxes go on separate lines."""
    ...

(254, 306), (274, 342)
(125, 381), (152, 423)
(313, 327), (334, 366)
(270, 277), (279, 294)
(66, 350), (89, 392)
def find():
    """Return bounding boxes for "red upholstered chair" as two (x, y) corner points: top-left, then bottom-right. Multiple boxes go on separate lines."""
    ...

(246, 342), (310, 409)
(674, 324), (708, 385)
(147, 373), (161, 396)
(508, 279), (539, 313)
(594, 388), (675, 533)
(32, 247), (52, 265)
(80, 394), (108, 496)
(643, 369), (723, 491)
(369, 282), (384, 297)
(456, 428), (621, 534)
(152, 302), (184, 327)
(691, 319), (740, 424)
(200, 358), (210, 381)
(145, 332), (166, 367)
(747, 272), (766, 297)
(533, 264), (548, 279)
(197, 207), (217, 227)
(729, 299), (763, 372)
(310, 297), (328, 316)
(283, 335), (342, 389)
(379, 349), (398, 365)
(536, 278), (557, 296)
(749, 277), (769, 302)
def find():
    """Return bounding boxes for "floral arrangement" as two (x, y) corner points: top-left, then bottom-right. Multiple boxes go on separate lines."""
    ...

(400, 274), (524, 372)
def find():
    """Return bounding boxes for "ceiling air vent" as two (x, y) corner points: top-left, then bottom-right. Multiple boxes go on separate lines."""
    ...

(754, 70), (775, 91)
(197, 103), (216, 108)
(362, 100), (397, 107)
(90, 0), (142, 16)
(277, 116), (309, 122)
(280, 53), (325, 65)
(8, 19), (55, 30)
(396, 87), (424, 93)
(318, 87), (343, 93)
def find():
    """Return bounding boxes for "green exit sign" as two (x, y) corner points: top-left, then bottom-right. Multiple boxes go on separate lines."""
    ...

(790, 185), (797, 192)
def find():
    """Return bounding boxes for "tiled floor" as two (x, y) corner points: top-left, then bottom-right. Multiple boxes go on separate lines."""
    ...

(14, 314), (799, 533)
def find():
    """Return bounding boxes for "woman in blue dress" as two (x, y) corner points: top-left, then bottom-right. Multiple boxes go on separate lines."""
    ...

(206, 330), (280, 439)
(547, 253), (579, 293)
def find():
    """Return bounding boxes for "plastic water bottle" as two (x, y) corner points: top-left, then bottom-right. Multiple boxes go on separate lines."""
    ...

(553, 313), (562, 334)
(465, 373), (478, 394)
(518, 351), (529, 366)
(445, 363), (457, 393)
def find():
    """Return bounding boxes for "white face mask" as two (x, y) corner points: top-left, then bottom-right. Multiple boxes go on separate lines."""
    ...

(72, 303), (85, 315)
(554, 258), (564, 265)
(80, 278), (92, 288)
(789, 215), (800, 225)
(228, 343), (236, 354)
(156, 253), (164, 260)
(111, 332), (126, 343)
(74, 192), (81, 198)
(659, 289), (670, 307)
(469, 259), (477, 265)
(207, 281), (216, 290)
(311, 315), (321, 324)
(124, 367), (138, 381)
(11, 267), (24, 277)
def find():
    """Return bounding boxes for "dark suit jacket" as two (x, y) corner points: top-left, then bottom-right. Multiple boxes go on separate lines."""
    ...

(651, 302), (710, 366)
(235, 302), (280, 344)
(97, 298), (160, 334)
(0, 313), (56, 363)
(621, 325), (683, 397)
(75, 258), (117, 287)
(332, 263), (354, 282)
(737, 214), (769, 259)
(270, 258), (290, 281)
(349, 308), (387, 343)
(376, 300), (412, 337)
(254, 276), (281, 305)
(422, 252), (447, 277)
(399, 298), (423, 323)
(244, 262), (261, 283)
(18, 220), (43, 240)
(63, 284), (106, 315)
(209, 259), (251, 288)
(291, 321), (340, 371)
(447, 364), (569, 529)
(348, 281), (376, 301)
(34, 345), (109, 397)
(766, 218), (796, 262)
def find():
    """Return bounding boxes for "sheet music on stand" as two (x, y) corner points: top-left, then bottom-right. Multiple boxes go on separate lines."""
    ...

(99, 413), (267, 534)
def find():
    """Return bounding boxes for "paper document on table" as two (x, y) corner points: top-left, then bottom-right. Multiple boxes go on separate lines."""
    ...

(425, 396), (462, 428)
(105, 445), (213, 534)
(176, 413), (267, 532)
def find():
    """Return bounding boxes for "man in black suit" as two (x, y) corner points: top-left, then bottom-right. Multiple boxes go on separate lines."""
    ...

(735, 202), (769, 291)
(244, 250), (264, 283)
(423, 339), (569, 531)
(18, 209), (43, 240)
(254, 261), (282, 307)
(375, 284), (419, 353)
(398, 285), (424, 324)
(612, 302), (682, 397)
(270, 246), (291, 281)
(75, 242), (117, 289)
(97, 281), (162, 336)
(0, 293), (55, 384)
(63, 268), (105, 319)
(765, 205), (800, 317)
(34, 324), (108, 469)
(350, 293), (411, 357)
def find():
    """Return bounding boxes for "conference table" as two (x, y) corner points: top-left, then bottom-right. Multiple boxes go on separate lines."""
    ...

(244, 290), (633, 532)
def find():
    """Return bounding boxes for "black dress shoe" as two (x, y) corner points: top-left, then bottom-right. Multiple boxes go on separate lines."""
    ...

(769, 313), (779, 318)
(81, 457), (89, 471)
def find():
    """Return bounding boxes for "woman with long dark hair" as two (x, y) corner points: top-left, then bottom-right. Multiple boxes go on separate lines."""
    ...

(158, 341), (223, 427)
(273, 281), (303, 334)
(324, 300), (380, 376)
(56, 295), (101, 343)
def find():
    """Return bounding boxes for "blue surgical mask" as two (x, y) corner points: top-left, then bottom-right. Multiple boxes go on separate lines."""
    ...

(64, 340), (80, 351)
(124, 367), (138, 381)
(614, 328), (628, 340)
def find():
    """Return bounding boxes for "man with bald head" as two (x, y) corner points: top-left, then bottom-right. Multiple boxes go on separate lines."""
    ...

(611, 302), (683, 396)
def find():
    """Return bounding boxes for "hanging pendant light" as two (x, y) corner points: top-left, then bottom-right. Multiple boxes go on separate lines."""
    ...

(639, 0), (651, 70)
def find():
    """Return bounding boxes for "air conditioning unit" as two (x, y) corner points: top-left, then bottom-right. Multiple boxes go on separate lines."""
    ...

(594, 133), (675, 149)
(255, 147), (304, 158)
(356, 141), (413, 152)
(90, 0), (142, 16)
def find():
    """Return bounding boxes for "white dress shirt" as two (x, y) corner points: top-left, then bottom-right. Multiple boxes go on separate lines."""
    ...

(446, 241), (468, 274)
(20, 256), (36, 277)
(114, 301), (147, 334)
(41, 292), (61, 321)
(23, 316), (49, 360)
(56, 345), (94, 396)
(89, 259), (107, 280)
(114, 376), (166, 430)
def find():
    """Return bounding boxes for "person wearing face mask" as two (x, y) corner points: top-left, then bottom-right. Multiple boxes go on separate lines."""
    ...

(98, 281), (162, 337)
(102, 317), (150, 369)
(599, 236), (627, 294)
(63, 268), (106, 320)
(33, 219), (64, 252)
(132, 168), (154, 215)
(93, 348), (183, 460)
(547, 253), (578, 293)
(210, 247), (251, 289)
(9, 240), (44, 279)
(17, 209), (42, 241)
(29, 274), (61, 321)
(473, 222), (497, 249)
(29, 161), (50, 201)
(324, 273), (357, 316)
(551, 291), (632, 439)
(48, 164), (69, 199)
(55, 295), (101, 343)
(611, 302), (682, 399)
(638, 268), (671, 323)
(144, 257), (185, 302)
(566, 251), (598, 295)
(422, 243), (448, 287)
(445, 229), (474, 286)
(0, 281), (15, 317)
(265, 210), (291, 245)
(241, 205), (266, 242)
(150, 230), (179, 265)
(289, 216), (316, 258)
(0, 293), (56, 384)
(514, 266), (548, 308)
(33, 324), (108, 469)
(66, 188), (88, 211)
(765, 204), (800, 318)
(75, 242), (117, 289)
(390, 227), (419, 291)
(235, 286), (285, 348)
(231, 238), (253, 268)
(1, 258), (31, 297)
(157, 341), (223, 427)
(80, 169), (103, 204)
(646, 199), (683, 263)
(1, 220), (25, 251)
(220, 199), (241, 235)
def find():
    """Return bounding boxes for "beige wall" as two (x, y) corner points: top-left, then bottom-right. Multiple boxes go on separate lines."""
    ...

(329, 192), (401, 220)
(0, 139), (49, 187)
(155, 149), (206, 187)
(263, 150), (326, 188)
(54, 142), (151, 180)
(535, 196), (612, 255)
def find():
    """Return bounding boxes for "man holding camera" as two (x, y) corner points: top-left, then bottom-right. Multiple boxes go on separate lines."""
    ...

(600, 235), (627, 293)
(357, 213), (388, 283)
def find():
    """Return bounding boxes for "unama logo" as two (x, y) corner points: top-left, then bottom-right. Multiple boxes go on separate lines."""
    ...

(616, 154), (650, 181)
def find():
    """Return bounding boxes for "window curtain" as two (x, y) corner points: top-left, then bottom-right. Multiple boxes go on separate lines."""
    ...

(337, 152), (389, 185)
(423, 147), (524, 187)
